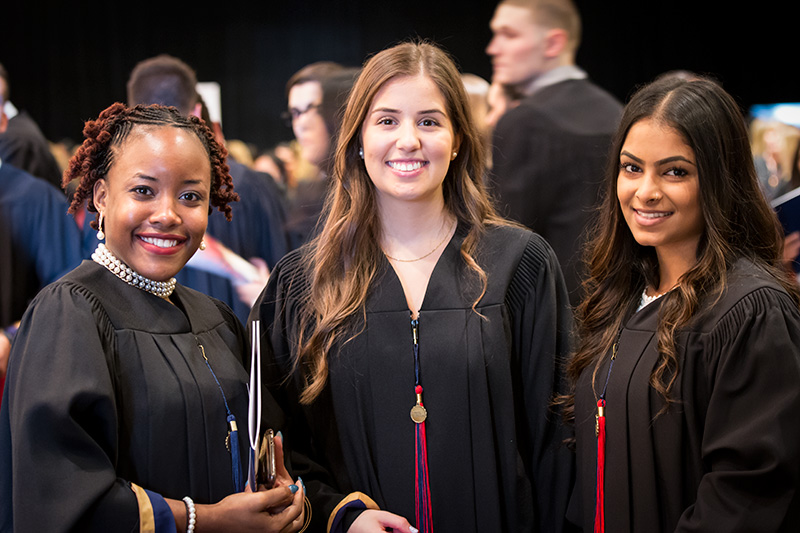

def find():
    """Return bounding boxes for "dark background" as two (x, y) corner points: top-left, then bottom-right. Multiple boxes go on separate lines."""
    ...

(1, 1), (798, 155)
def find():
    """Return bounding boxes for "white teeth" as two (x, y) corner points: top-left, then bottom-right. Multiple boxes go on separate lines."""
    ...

(141, 236), (178, 248)
(636, 210), (671, 219)
(388, 161), (424, 171)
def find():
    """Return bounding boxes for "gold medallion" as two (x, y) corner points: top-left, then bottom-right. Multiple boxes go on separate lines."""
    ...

(410, 404), (428, 424)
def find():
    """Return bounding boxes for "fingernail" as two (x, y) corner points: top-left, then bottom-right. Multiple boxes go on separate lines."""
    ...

(298, 476), (306, 492)
(288, 484), (299, 494)
(410, 527), (419, 533)
(277, 430), (283, 441)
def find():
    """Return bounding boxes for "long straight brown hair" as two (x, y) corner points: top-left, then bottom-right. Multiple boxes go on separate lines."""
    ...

(564, 75), (800, 422)
(291, 40), (510, 404)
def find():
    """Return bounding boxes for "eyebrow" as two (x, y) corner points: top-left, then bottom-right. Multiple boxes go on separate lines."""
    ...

(620, 151), (696, 167)
(371, 107), (446, 116)
(133, 173), (206, 186)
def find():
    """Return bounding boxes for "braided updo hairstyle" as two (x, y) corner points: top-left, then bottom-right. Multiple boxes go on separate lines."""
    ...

(64, 102), (238, 230)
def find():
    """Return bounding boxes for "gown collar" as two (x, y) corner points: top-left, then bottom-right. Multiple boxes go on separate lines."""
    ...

(368, 224), (467, 314)
(76, 260), (226, 334)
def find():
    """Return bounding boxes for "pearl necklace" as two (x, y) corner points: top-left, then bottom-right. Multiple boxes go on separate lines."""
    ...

(92, 243), (176, 299)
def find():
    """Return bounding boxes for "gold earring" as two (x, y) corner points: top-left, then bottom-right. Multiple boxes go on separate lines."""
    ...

(199, 239), (207, 251)
(96, 212), (105, 240)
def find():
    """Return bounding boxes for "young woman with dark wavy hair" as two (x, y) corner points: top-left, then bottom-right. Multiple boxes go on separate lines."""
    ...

(251, 40), (574, 533)
(566, 75), (800, 532)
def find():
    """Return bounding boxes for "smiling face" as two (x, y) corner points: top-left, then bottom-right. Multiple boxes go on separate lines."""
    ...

(617, 118), (704, 264)
(360, 74), (458, 210)
(93, 125), (211, 281)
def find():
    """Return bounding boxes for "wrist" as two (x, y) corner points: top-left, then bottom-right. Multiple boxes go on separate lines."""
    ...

(183, 497), (196, 533)
(194, 501), (222, 533)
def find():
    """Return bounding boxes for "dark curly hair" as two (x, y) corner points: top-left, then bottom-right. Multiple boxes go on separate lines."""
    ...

(64, 102), (237, 229)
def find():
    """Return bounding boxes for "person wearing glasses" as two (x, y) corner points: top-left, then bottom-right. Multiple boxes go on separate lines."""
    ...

(283, 62), (360, 249)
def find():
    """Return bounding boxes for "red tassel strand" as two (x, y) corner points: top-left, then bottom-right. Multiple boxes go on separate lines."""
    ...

(594, 399), (606, 533)
(415, 385), (433, 532)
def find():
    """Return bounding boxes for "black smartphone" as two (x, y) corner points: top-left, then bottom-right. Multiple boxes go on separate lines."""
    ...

(257, 428), (277, 489)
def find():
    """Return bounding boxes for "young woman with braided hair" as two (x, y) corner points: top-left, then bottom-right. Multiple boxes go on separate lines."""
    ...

(0, 103), (305, 532)
(566, 76), (800, 532)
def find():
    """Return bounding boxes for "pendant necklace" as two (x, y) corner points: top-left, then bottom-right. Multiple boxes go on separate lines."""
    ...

(410, 316), (433, 531)
(410, 318), (427, 423)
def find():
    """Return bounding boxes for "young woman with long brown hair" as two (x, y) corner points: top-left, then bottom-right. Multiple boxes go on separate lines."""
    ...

(566, 75), (800, 532)
(251, 40), (574, 533)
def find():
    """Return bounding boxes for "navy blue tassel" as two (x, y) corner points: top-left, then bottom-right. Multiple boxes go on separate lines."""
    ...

(228, 414), (244, 492)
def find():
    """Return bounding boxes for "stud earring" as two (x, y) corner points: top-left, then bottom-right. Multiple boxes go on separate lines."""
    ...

(199, 238), (207, 251)
(359, 147), (364, 159)
(96, 212), (105, 240)
(452, 151), (458, 160)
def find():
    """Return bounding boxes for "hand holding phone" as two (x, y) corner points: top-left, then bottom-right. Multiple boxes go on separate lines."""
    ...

(256, 428), (277, 490)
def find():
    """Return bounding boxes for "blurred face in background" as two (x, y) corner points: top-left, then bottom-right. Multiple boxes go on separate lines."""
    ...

(0, 95), (7, 134)
(288, 81), (330, 168)
(487, 3), (549, 88)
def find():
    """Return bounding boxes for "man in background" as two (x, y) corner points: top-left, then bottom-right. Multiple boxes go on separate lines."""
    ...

(487, 0), (623, 306)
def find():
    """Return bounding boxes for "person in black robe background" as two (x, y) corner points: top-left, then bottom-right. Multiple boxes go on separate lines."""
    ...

(0, 94), (83, 406)
(564, 76), (800, 532)
(282, 63), (360, 250)
(251, 41), (574, 533)
(0, 103), (305, 532)
(0, 64), (65, 191)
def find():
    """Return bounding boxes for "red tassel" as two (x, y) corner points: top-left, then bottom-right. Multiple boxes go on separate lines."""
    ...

(594, 399), (606, 533)
(415, 385), (433, 532)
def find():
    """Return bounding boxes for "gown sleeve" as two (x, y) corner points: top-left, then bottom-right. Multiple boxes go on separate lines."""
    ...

(507, 233), (576, 533)
(250, 251), (356, 533)
(1, 280), (158, 532)
(676, 286), (800, 531)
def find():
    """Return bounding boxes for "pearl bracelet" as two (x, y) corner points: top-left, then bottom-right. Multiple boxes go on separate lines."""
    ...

(182, 496), (196, 533)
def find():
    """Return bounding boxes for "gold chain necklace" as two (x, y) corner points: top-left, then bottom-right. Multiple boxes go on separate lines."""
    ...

(383, 221), (455, 263)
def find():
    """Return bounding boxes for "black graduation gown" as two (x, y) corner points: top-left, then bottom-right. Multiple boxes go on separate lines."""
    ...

(490, 78), (622, 308)
(572, 258), (800, 532)
(0, 260), (251, 532)
(0, 111), (64, 190)
(252, 224), (575, 532)
(0, 161), (83, 329)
